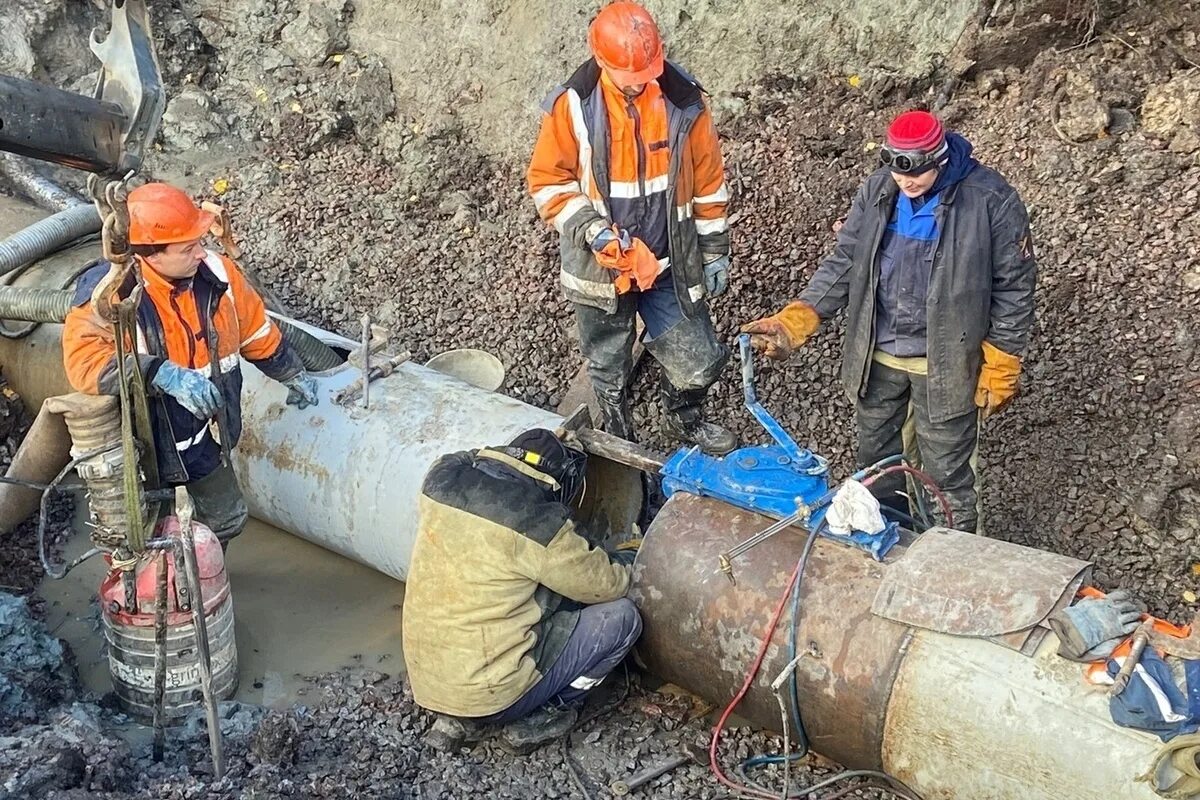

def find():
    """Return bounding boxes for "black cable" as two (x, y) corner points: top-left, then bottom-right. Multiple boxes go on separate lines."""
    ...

(0, 474), (91, 492)
(39, 444), (118, 580)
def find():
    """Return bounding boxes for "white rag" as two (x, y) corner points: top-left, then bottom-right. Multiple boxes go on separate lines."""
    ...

(825, 479), (886, 536)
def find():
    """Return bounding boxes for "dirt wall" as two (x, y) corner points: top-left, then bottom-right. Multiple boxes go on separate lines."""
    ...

(351, 0), (982, 158)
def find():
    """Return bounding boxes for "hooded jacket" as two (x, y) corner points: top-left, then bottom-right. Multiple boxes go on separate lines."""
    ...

(402, 446), (630, 717)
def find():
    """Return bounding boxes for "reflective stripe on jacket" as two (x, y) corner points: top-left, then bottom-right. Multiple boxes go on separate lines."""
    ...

(527, 59), (729, 317)
(62, 251), (301, 483)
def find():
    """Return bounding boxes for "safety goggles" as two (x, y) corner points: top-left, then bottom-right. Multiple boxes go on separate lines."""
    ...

(879, 141), (948, 175)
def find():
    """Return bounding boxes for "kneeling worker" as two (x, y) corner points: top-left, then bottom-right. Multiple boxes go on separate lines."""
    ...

(403, 428), (641, 753)
(62, 182), (318, 547)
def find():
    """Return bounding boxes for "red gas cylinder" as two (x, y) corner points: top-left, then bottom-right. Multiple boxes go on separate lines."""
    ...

(99, 516), (239, 720)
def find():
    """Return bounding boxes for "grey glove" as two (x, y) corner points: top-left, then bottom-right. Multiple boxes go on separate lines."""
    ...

(152, 361), (223, 420)
(283, 372), (319, 409)
(703, 254), (729, 298)
(1048, 589), (1144, 662)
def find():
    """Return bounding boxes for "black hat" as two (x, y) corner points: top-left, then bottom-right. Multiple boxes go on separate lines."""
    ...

(504, 428), (588, 505)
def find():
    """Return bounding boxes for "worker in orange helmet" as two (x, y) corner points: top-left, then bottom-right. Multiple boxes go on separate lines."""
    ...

(62, 182), (319, 549)
(528, 1), (736, 455)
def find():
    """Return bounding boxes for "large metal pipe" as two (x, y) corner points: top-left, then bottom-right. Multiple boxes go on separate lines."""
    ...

(0, 153), (89, 212)
(631, 492), (1162, 800)
(0, 400), (71, 535)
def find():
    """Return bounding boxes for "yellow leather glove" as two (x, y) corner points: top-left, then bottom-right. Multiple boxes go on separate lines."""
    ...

(975, 341), (1022, 418)
(740, 302), (821, 360)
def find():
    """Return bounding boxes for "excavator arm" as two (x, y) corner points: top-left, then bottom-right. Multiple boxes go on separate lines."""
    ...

(0, 0), (164, 176)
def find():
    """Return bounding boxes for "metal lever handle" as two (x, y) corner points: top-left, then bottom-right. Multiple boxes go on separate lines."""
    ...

(739, 333), (809, 465)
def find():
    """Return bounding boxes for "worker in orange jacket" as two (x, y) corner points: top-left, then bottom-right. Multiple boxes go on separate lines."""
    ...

(527, 1), (736, 455)
(62, 183), (318, 547)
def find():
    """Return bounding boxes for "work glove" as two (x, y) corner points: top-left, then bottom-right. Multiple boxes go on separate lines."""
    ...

(703, 254), (730, 298)
(608, 537), (642, 568)
(283, 372), (319, 409)
(975, 341), (1021, 418)
(151, 361), (223, 420)
(1048, 589), (1145, 662)
(740, 301), (821, 360)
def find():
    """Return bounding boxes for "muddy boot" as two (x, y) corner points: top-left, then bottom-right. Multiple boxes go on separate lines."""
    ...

(596, 390), (635, 442)
(500, 704), (579, 755)
(424, 714), (492, 752)
(661, 381), (737, 456)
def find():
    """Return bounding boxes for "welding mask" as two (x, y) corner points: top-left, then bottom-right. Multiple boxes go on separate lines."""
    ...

(504, 428), (589, 506)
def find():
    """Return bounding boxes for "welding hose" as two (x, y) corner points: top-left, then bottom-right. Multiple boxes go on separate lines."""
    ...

(721, 511), (925, 798)
(733, 520), (825, 786)
(864, 464), (954, 529)
(708, 545), (804, 799)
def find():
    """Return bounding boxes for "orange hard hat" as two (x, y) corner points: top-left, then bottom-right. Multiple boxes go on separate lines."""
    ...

(588, 2), (664, 86)
(127, 182), (215, 246)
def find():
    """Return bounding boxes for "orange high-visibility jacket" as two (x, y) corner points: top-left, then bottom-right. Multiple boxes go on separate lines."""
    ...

(528, 59), (730, 317)
(62, 252), (300, 484)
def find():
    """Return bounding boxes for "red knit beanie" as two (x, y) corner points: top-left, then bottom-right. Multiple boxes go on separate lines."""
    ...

(886, 110), (946, 153)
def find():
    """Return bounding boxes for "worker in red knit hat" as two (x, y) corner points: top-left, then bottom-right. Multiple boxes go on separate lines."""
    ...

(742, 110), (1036, 534)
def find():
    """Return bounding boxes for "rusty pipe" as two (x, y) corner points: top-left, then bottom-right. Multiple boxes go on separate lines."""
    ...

(631, 493), (1163, 800)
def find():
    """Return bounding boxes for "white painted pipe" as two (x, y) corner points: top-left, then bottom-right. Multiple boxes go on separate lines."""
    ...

(882, 631), (1162, 799)
(234, 324), (561, 580)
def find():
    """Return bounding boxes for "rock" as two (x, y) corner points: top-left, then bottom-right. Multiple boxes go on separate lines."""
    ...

(161, 86), (225, 151)
(1142, 72), (1200, 154)
(0, 12), (34, 76)
(280, 0), (351, 66)
(0, 594), (73, 730)
(1056, 71), (1110, 141)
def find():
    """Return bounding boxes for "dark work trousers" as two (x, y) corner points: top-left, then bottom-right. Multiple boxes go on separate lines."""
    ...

(479, 598), (642, 725)
(574, 271), (727, 437)
(857, 359), (980, 533)
(182, 459), (249, 546)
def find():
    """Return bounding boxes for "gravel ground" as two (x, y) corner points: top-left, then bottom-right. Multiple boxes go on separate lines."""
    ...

(1, 1), (1198, 798)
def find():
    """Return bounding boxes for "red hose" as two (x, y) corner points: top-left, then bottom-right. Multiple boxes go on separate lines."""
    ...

(865, 464), (954, 529)
(709, 557), (803, 799)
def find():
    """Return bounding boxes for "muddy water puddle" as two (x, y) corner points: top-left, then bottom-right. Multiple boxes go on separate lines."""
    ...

(37, 516), (405, 711)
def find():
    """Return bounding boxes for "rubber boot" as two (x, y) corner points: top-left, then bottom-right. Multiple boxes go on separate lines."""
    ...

(660, 380), (737, 456)
(500, 704), (579, 755)
(596, 390), (635, 442)
(424, 714), (493, 752)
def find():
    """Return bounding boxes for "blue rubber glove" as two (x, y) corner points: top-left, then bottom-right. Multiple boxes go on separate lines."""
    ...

(590, 225), (632, 254)
(151, 361), (223, 420)
(283, 372), (319, 409)
(703, 255), (730, 298)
